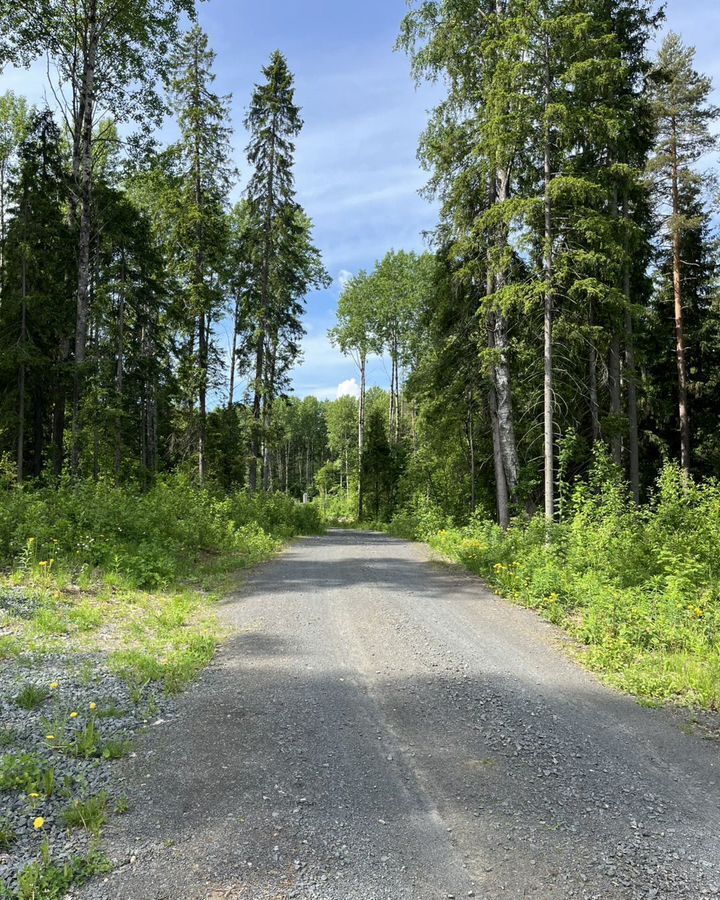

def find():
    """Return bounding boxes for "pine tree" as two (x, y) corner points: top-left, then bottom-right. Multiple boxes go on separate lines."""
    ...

(648, 33), (719, 476)
(1, 0), (197, 474)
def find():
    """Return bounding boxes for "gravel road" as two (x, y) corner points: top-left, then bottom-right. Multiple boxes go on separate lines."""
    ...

(77, 530), (720, 900)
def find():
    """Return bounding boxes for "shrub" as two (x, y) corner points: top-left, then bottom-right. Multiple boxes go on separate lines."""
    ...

(0, 476), (324, 588)
(412, 461), (720, 708)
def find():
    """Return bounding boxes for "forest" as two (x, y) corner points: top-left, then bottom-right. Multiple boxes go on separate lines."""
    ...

(0, 0), (716, 687)
(0, 0), (719, 895)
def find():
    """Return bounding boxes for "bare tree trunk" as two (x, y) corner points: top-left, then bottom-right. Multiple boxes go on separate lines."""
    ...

(543, 63), (554, 521)
(71, 0), (99, 477)
(493, 169), (520, 497)
(114, 252), (125, 480)
(17, 257), (27, 484)
(671, 125), (691, 476)
(608, 186), (623, 467)
(228, 295), (239, 411)
(588, 304), (601, 443)
(358, 353), (366, 520)
(489, 375), (509, 529)
(622, 198), (640, 503)
(198, 312), (208, 482)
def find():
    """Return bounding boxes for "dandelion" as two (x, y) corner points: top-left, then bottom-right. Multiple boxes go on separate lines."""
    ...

(50, 682), (59, 690)
(89, 702), (96, 711)
(46, 734), (55, 741)
(29, 792), (40, 799)
(33, 817), (45, 830)
(69, 711), (78, 719)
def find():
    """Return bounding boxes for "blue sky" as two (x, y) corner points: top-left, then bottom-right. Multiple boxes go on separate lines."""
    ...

(3, 0), (719, 403)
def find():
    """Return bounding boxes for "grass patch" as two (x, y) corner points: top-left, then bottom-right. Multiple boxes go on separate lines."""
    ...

(8, 848), (111, 900)
(60, 792), (108, 835)
(0, 753), (53, 794)
(0, 818), (16, 851)
(13, 683), (51, 711)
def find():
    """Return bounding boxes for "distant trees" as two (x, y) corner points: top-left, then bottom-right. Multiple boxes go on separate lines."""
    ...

(330, 252), (433, 517)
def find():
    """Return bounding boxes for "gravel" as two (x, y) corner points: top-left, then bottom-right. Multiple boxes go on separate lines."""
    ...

(73, 530), (720, 900)
(0, 644), (173, 896)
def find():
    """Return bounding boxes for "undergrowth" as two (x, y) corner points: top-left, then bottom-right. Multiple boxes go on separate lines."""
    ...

(385, 456), (720, 710)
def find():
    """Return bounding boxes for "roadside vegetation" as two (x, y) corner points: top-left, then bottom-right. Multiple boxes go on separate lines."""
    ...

(377, 457), (720, 711)
(0, 476), (321, 897)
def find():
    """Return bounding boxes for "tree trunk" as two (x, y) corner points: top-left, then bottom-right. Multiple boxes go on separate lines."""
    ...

(358, 353), (366, 520)
(623, 198), (640, 503)
(671, 123), (691, 476)
(17, 257), (27, 484)
(588, 304), (601, 443)
(71, 0), (99, 477)
(609, 334), (622, 466)
(228, 295), (239, 411)
(198, 313), (208, 482)
(493, 170), (520, 497)
(608, 186), (622, 467)
(467, 397), (477, 513)
(543, 65), (554, 522)
(114, 252), (125, 480)
(489, 374), (509, 529)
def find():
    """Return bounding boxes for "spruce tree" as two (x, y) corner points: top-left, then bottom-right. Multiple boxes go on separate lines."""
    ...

(242, 51), (328, 491)
(0, 109), (74, 480)
(168, 24), (233, 482)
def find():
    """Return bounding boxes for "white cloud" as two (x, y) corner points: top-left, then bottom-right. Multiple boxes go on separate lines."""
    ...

(337, 378), (360, 399)
(338, 269), (353, 289)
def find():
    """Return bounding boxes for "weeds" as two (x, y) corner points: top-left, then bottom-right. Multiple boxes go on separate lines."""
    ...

(0, 753), (53, 794)
(390, 459), (720, 709)
(0, 818), (16, 851)
(60, 792), (108, 835)
(13, 683), (51, 711)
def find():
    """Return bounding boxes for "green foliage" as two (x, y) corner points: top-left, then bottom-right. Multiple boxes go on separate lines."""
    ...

(0, 752), (53, 793)
(13, 848), (111, 900)
(0, 474), (323, 588)
(61, 792), (108, 835)
(13, 683), (50, 711)
(399, 461), (720, 708)
(0, 818), (16, 851)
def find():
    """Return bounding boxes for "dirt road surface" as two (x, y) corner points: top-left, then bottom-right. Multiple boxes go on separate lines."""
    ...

(77, 530), (720, 900)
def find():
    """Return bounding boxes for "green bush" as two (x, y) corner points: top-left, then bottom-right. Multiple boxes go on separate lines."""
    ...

(399, 460), (720, 708)
(0, 476), (323, 588)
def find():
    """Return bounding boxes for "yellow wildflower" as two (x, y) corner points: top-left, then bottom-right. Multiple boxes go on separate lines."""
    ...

(69, 711), (78, 719)
(29, 792), (40, 799)
(38, 561), (48, 568)
(89, 702), (97, 711)
(46, 734), (55, 741)
(50, 682), (59, 690)
(33, 817), (45, 830)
